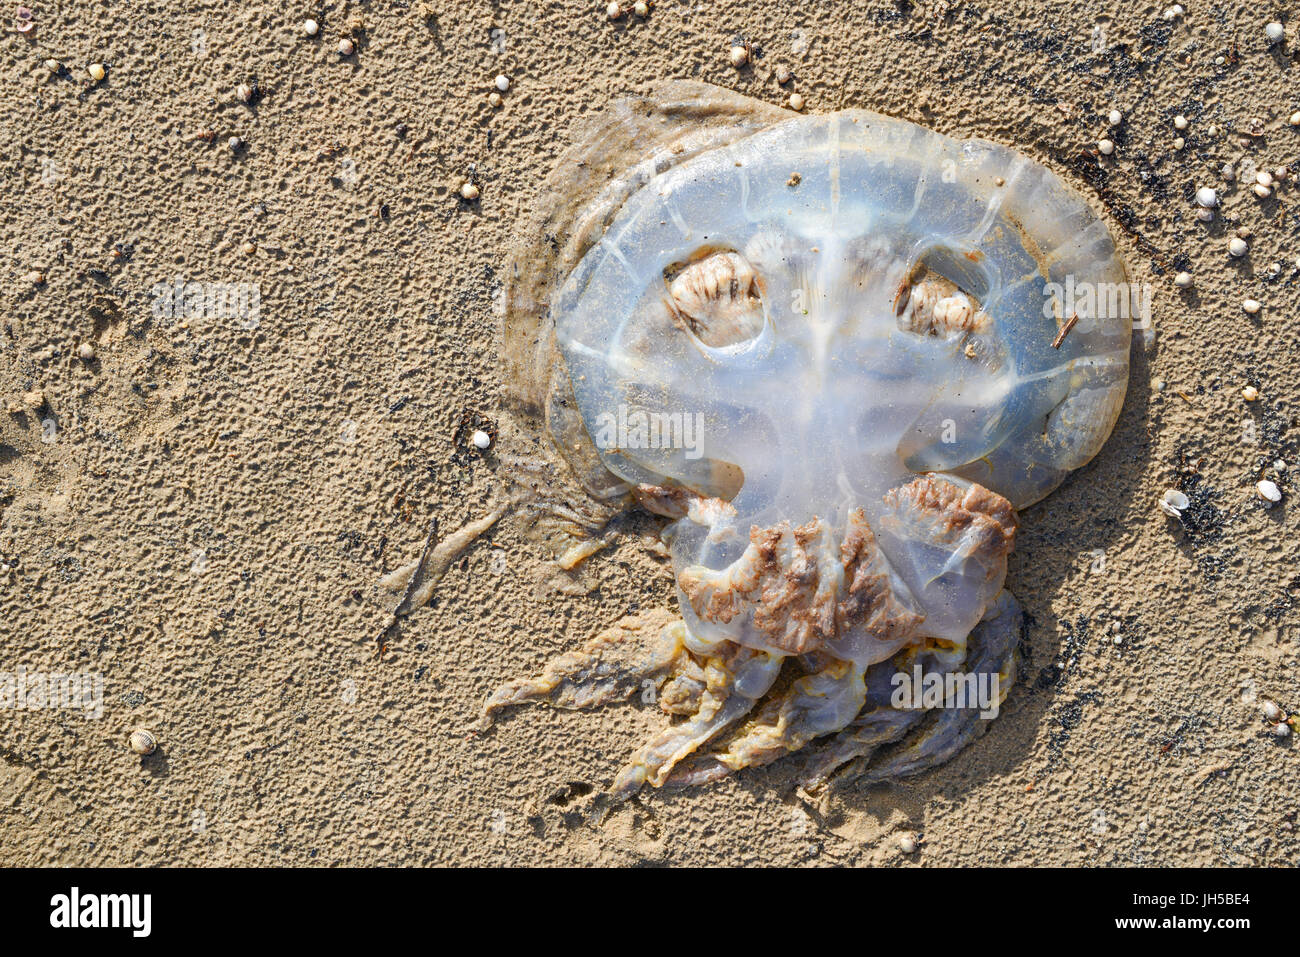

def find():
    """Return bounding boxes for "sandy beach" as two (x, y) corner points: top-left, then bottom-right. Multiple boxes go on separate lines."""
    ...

(1, 0), (1297, 866)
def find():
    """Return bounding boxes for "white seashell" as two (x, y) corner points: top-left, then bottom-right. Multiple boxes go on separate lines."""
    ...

(1174, 271), (1193, 288)
(1265, 21), (1285, 43)
(1160, 489), (1189, 517)
(1242, 299), (1262, 314)
(1229, 237), (1249, 257)
(1275, 722), (1291, 739)
(495, 74), (510, 92)
(1195, 186), (1218, 207)
(129, 729), (157, 755)
(898, 832), (918, 854)
(1098, 139), (1114, 155)
(1263, 701), (1282, 721)
(472, 429), (492, 449)
(1257, 480), (1282, 503)
(1253, 183), (1272, 198)
(88, 62), (105, 82)
(1174, 115), (1188, 130)
(1242, 385), (1259, 401)
(303, 19), (319, 36)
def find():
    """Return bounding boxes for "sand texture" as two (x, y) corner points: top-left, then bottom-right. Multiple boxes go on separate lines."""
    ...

(1, 0), (1298, 865)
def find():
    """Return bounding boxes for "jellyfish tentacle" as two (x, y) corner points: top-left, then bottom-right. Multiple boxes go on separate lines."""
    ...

(481, 611), (687, 724)
(609, 643), (782, 801)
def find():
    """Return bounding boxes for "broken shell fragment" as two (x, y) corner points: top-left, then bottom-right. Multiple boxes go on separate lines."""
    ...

(1160, 488), (1189, 518)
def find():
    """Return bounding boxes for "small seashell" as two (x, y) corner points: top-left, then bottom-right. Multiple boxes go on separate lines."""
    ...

(495, 74), (510, 92)
(45, 58), (60, 73)
(1173, 136), (1185, 150)
(1195, 186), (1218, 207)
(1291, 111), (1300, 127)
(1253, 183), (1271, 198)
(488, 91), (503, 108)
(1159, 488), (1189, 517)
(1274, 722), (1291, 739)
(1107, 109), (1122, 126)
(1098, 139), (1114, 155)
(338, 37), (355, 55)
(1229, 237), (1249, 257)
(788, 93), (805, 112)
(88, 62), (105, 82)
(1174, 114), (1188, 130)
(228, 135), (242, 151)
(1174, 271), (1193, 288)
(1257, 170), (1274, 187)
(1274, 166), (1289, 182)
(633, 0), (649, 15)
(472, 429), (492, 449)
(78, 342), (95, 361)
(729, 42), (749, 68)
(241, 240), (256, 255)
(129, 729), (157, 755)
(460, 181), (480, 200)
(898, 832), (918, 854)
(1263, 701), (1282, 721)
(1242, 385), (1259, 401)
(1221, 163), (1236, 182)
(16, 5), (33, 32)
(236, 82), (253, 103)
(303, 18), (319, 36)
(1257, 479), (1282, 503)
(1241, 298), (1261, 314)
(775, 65), (791, 85)
(1265, 21), (1285, 43)
(606, 2), (623, 18)
(1196, 208), (1215, 222)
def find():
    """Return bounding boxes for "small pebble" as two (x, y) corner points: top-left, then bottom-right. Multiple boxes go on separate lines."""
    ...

(633, 0), (649, 15)
(1242, 385), (1260, 401)
(775, 65), (792, 85)
(788, 93), (805, 112)
(460, 181), (480, 201)
(1107, 108), (1122, 126)
(77, 342), (95, 361)
(237, 82), (254, 103)
(303, 18), (319, 36)
(898, 832), (918, 854)
(1098, 139), (1114, 155)
(1174, 114), (1188, 130)
(339, 37), (355, 55)
(472, 429), (492, 450)
(1258, 479), (1282, 503)
(1263, 701), (1282, 721)
(606, 2), (622, 18)
(729, 43), (749, 68)
(129, 729), (157, 755)
(1242, 298), (1262, 314)
(88, 62), (105, 82)
(1265, 21), (1285, 43)
(1274, 722), (1291, 739)
(1173, 136), (1185, 150)
(1229, 237), (1249, 257)
(241, 240), (256, 255)
(1274, 166), (1289, 181)
(1253, 183), (1272, 198)
(45, 58), (60, 73)
(488, 92), (503, 108)
(1290, 111), (1300, 127)
(1195, 186), (1218, 207)
(228, 135), (242, 151)
(495, 74), (510, 92)
(1174, 271), (1193, 288)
